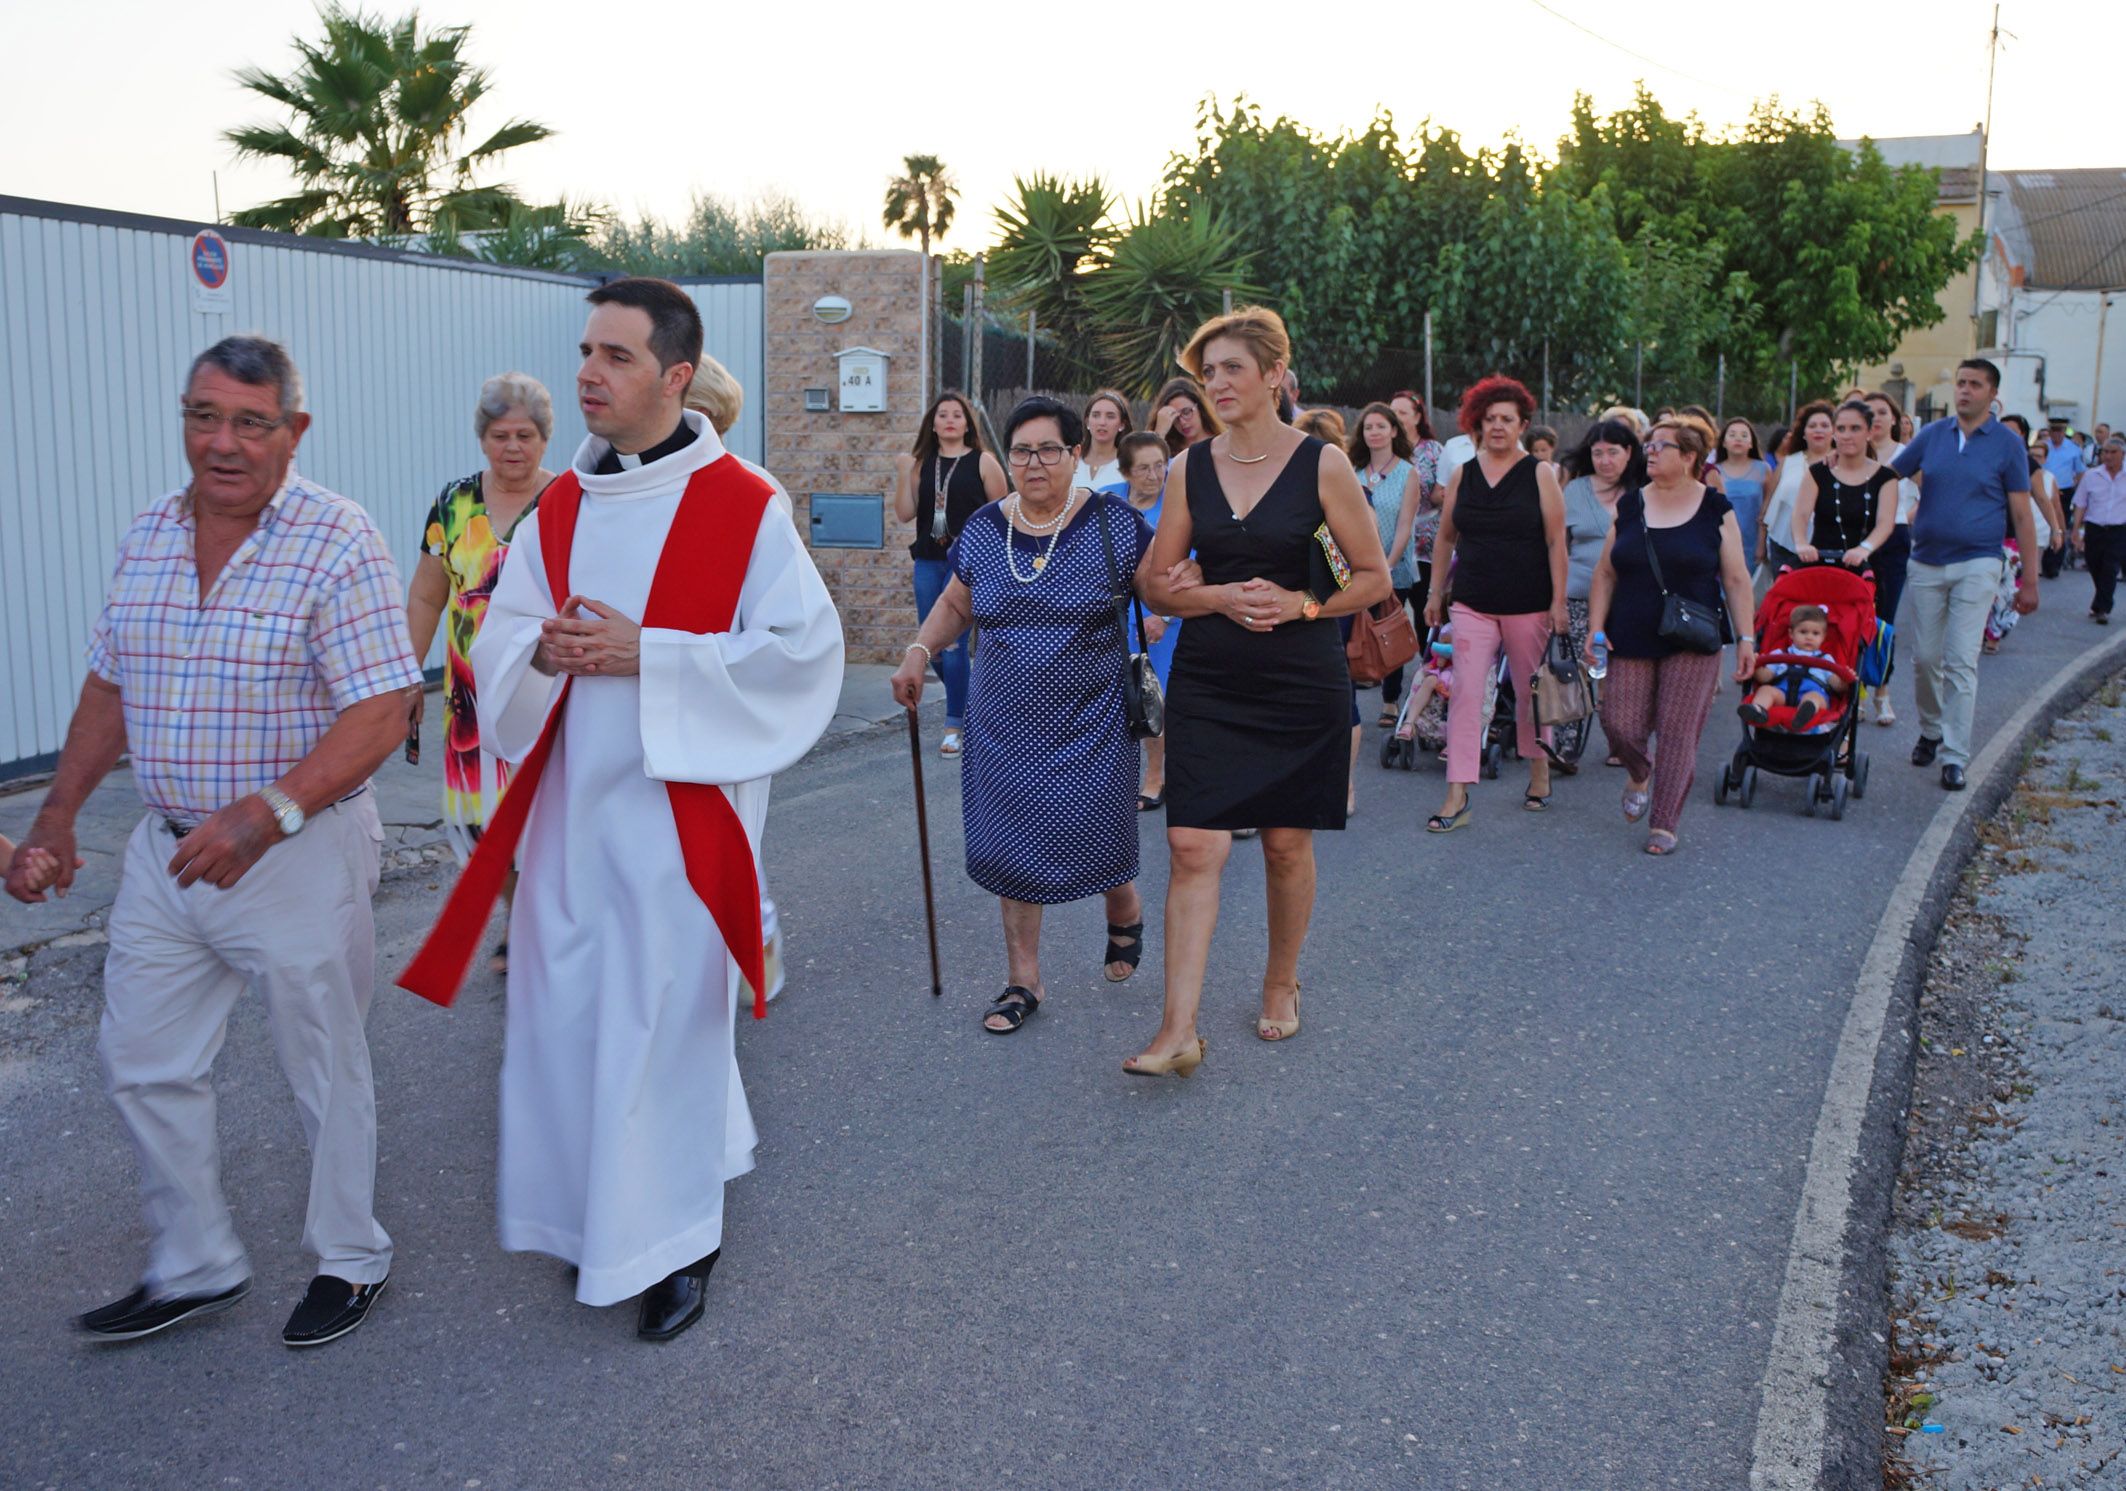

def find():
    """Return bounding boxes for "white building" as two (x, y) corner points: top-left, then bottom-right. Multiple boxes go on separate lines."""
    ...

(1980, 169), (2126, 434)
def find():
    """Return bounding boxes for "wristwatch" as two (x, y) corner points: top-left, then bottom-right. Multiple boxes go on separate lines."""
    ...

(260, 784), (306, 837)
(1299, 594), (1323, 622)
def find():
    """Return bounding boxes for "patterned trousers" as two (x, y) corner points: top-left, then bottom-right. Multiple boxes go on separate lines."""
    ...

(1599, 651), (1725, 836)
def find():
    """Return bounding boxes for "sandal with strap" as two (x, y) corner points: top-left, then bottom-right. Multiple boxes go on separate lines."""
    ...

(1257, 978), (1301, 1042)
(1103, 922), (1144, 983)
(982, 985), (1041, 1034)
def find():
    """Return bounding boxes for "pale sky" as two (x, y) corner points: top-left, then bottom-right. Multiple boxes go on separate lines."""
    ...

(3, 1), (2111, 248)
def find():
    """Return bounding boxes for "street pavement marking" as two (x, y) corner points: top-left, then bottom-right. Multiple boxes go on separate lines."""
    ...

(1748, 627), (2126, 1489)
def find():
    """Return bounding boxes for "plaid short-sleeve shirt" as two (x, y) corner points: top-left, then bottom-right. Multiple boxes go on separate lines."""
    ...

(87, 470), (424, 824)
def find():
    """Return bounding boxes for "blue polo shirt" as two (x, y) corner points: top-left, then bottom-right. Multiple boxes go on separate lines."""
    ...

(2044, 437), (2087, 490)
(1892, 416), (2031, 566)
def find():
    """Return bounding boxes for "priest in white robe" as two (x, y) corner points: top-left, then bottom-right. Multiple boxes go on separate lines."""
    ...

(406, 277), (842, 1341)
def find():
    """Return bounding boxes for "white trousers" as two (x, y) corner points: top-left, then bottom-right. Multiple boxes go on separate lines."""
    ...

(100, 794), (392, 1295)
(1905, 556), (2000, 768)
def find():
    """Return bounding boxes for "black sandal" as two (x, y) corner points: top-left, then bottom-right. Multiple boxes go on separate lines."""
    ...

(1103, 922), (1144, 983)
(982, 985), (1041, 1034)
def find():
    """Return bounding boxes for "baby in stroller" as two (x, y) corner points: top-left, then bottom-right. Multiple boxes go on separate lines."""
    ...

(1393, 627), (1455, 745)
(1739, 603), (1846, 732)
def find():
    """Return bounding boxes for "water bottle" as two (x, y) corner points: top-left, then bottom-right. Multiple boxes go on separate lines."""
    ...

(1589, 631), (1610, 681)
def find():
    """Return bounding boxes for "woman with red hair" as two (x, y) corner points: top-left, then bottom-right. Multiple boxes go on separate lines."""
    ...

(1422, 375), (1571, 831)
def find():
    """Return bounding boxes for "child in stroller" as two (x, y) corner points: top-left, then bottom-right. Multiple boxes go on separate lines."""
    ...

(1739, 603), (1846, 732)
(1716, 564), (1883, 818)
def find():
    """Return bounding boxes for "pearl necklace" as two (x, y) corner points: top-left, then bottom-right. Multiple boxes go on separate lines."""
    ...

(1004, 492), (1076, 581)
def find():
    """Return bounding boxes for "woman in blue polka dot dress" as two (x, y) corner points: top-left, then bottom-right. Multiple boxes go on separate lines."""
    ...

(889, 397), (1156, 1035)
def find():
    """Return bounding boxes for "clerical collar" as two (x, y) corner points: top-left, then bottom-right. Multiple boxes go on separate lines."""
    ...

(595, 418), (696, 475)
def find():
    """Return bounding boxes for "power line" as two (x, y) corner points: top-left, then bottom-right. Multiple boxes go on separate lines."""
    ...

(1522, 0), (1757, 100)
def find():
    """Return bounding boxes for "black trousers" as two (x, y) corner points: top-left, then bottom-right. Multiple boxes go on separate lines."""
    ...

(2039, 488), (2071, 577)
(2086, 522), (2124, 617)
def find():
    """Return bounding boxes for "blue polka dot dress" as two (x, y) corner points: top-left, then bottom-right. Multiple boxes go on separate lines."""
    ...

(949, 493), (1153, 904)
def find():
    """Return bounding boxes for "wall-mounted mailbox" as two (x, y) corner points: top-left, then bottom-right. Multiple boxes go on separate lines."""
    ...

(809, 493), (884, 549)
(835, 346), (889, 413)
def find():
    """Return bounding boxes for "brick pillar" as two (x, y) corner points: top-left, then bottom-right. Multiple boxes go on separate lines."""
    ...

(764, 250), (926, 664)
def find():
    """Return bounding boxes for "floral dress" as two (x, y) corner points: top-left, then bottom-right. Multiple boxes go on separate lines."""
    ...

(423, 472), (546, 861)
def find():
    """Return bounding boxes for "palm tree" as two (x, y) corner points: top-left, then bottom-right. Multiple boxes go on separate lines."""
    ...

(988, 173), (1115, 348)
(881, 154), (957, 258)
(1083, 200), (1260, 397)
(223, 5), (558, 238)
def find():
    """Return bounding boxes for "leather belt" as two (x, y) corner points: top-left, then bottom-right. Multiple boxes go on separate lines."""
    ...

(164, 785), (370, 841)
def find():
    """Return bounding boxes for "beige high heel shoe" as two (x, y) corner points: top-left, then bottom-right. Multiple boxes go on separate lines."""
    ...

(1257, 979), (1301, 1042)
(1123, 1037), (1207, 1078)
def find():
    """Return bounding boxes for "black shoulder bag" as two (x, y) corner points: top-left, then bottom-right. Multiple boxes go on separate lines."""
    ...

(1637, 492), (1726, 655)
(1097, 502), (1166, 740)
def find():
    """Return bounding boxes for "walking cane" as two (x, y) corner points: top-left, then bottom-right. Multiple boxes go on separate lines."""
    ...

(906, 706), (944, 998)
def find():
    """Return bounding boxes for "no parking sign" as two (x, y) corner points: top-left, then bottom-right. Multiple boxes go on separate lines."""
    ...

(189, 229), (232, 313)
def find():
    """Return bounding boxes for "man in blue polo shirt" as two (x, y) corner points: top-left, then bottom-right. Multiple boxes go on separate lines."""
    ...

(1890, 359), (2038, 790)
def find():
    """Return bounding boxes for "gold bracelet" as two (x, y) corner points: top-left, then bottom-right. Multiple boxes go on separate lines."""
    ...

(905, 642), (933, 665)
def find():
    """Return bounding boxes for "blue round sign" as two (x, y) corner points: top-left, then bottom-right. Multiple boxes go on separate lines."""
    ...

(191, 231), (230, 291)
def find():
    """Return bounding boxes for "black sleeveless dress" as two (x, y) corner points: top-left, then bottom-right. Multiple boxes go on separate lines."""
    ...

(1165, 438), (1351, 831)
(1805, 461), (1895, 554)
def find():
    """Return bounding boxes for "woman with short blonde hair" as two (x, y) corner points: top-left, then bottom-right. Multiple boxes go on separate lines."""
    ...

(1126, 306), (1392, 1075)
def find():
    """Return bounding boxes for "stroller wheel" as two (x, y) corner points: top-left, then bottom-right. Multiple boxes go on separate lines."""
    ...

(1852, 752), (1871, 800)
(1739, 765), (1758, 809)
(1379, 735), (1399, 770)
(1482, 742), (1502, 780)
(1805, 778), (1820, 817)
(1715, 766), (1732, 805)
(1831, 773), (1850, 820)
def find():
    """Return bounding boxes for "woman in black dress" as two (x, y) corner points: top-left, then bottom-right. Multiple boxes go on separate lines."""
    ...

(1790, 399), (1899, 571)
(1124, 307), (1392, 1077)
(893, 391), (1009, 757)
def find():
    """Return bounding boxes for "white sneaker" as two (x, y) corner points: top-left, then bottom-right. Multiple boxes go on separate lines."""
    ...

(1874, 693), (1896, 727)
(940, 729), (963, 757)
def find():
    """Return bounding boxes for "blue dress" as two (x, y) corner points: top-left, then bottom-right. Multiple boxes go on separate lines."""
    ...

(1133, 492), (1182, 687)
(950, 493), (1154, 903)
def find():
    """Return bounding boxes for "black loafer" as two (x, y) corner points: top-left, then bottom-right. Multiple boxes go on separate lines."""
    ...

(79, 1279), (249, 1342)
(282, 1275), (386, 1348)
(1941, 764), (1967, 791)
(1910, 736), (1942, 767)
(637, 1250), (719, 1342)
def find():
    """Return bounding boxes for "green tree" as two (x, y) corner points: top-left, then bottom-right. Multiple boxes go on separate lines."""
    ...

(1083, 200), (1260, 397)
(595, 193), (852, 277)
(1554, 89), (1978, 398)
(882, 153), (957, 258)
(988, 173), (1115, 349)
(223, 5), (560, 238)
(424, 196), (608, 272)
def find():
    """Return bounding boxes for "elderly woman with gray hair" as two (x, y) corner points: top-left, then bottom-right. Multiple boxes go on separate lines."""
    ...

(405, 372), (558, 971)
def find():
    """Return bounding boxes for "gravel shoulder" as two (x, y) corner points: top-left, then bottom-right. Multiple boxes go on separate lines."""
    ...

(1882, 671), (2126, 1489)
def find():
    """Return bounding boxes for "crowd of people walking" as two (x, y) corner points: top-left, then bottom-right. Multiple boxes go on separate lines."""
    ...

(0, 283), (2088, 1361)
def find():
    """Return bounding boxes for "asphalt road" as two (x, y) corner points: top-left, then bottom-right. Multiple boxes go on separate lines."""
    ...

(0, 596), (2115, 1491)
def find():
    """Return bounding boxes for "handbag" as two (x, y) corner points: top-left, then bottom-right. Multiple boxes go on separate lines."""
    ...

(1096, 503), (1165, 740)
(1529, 630), (1596, 727)
(1346, 597), (1420, 687)
(1637, 494), (1725, 655)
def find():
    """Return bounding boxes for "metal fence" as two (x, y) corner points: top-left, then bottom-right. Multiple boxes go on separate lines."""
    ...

(0, 197), (763, 777)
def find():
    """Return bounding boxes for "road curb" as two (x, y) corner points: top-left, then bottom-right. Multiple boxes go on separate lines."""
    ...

(1748, 628), (2126, 1490)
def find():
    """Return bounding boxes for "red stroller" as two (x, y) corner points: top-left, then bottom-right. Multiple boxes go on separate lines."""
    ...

(1715, 565), (1881, 819)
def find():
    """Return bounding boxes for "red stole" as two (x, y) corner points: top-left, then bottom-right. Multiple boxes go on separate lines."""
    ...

(398, 454), (775, 1016)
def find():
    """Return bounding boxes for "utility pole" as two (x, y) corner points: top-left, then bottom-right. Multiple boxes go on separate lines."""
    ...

(1974, 4), (2001, 339)
(969, 256), (986, 405)
(1026, 311), (1036, 390)
(1423, 311), (1434, 414)
(2093, 289), (2120, 432)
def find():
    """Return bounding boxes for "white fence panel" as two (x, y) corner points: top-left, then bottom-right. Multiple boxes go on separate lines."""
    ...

(0, 198), (764, 775)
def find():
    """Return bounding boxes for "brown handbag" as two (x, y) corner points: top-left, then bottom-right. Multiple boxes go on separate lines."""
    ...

(1346, 597), (1420, 686)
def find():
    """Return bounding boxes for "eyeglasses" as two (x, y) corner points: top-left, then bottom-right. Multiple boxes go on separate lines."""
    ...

(182, 405), (287, 441)
(1645, 440), (1679, 455)
(1006, 444), (1071, 468)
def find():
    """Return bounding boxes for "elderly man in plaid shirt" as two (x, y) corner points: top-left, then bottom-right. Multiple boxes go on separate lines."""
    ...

(5, 336), (422, 1349)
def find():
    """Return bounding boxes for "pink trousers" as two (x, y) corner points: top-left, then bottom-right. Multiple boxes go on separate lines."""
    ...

(1445, 604), (1552, 784)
